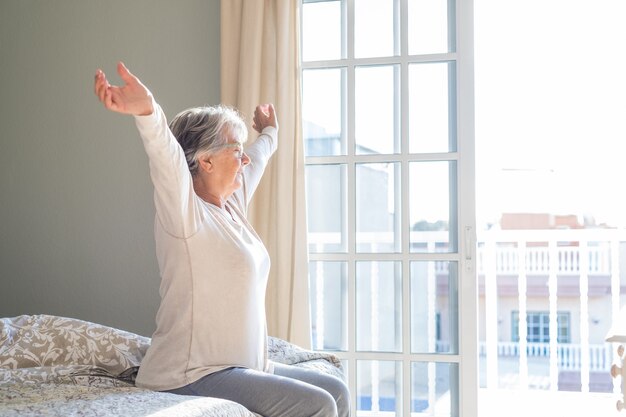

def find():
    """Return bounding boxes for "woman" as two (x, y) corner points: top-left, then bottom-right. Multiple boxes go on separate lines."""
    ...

(94, 62), (349, 417)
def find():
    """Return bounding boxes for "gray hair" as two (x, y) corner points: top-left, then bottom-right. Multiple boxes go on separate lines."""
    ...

(168, 105), (248, 176)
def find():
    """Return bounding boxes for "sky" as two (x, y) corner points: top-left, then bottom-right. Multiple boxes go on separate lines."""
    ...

(475, 0), (626, 228)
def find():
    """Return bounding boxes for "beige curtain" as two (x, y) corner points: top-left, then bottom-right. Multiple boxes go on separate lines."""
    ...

(220, 0), (310, 348)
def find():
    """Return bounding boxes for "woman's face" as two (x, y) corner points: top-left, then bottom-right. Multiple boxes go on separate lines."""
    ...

(210, 139), (250, 197)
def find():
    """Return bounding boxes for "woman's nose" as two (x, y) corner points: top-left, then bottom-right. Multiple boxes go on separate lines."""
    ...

(242, 152), (251, 166)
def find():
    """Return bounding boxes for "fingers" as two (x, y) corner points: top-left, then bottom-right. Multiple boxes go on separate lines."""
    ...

(93, 70), (101, 96)
(252, 106), (262, 130)
(94, 69), (119, 112)
(267, 103), (276, 121)
(116, 61), (135, 84)
(265, 103), (278, 129)
(254, 104), (270, 120)
(94, 70), (110, 103)
(104, 87), (114, 110)
(252, 113), (262, 133)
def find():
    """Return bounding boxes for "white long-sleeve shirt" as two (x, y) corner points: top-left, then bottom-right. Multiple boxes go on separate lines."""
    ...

(133, 100), (277, 391)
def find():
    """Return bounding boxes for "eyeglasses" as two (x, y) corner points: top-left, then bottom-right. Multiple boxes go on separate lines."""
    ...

(213, 142), (245, 159)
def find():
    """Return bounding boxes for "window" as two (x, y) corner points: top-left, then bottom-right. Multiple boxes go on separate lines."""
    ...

(301, 1), (476, 416)
(511, 311), (571, 344)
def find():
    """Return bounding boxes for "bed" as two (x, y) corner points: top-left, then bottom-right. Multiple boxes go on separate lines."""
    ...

(0, 314), (343, 416)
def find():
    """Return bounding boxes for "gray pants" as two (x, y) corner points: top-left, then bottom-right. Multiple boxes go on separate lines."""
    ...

(166, 362), (350, 417)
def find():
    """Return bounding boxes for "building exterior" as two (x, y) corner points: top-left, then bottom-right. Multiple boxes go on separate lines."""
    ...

(477, 213), (624, 392)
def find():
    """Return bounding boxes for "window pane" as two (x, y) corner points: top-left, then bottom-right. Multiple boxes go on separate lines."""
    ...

(356, 163), (400, 253)
(408, 0), (454, 55)
(356, 261), (402, 352)
(559, 312), (570, 343)
(410, 161), (457, 253)
(355, 0), (396, 58)
(511, 312), (519, 342)
(409, 62), (456, 153)
(303, 68), (346, 157)
(411, 362), (459, 416)
(309, 261), (348, 351)
(411, 261), (458, 354)
(306, 164), (347, 252)
(302, 0), (342, 61)
(355, 65), (399, 155)
(357, 360), (402, 415)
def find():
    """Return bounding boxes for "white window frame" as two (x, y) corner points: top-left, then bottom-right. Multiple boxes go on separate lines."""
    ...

(300, 1), (476, 415)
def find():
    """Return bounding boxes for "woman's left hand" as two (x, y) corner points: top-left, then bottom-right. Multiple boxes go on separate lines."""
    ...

(94, 62), (154, 116)
(252, 104), (278, 133)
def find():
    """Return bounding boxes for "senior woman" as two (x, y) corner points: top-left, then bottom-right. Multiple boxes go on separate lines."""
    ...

(94, 62), (349, 417)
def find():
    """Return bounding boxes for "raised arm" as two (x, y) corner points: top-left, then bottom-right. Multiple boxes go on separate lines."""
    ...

(94, 63), (200, 238)
(234, 104), (279, 208)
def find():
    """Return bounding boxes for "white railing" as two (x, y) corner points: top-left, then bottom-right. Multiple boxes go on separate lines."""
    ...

(478, 342), (613, 372)
(477, 241), (613, 275)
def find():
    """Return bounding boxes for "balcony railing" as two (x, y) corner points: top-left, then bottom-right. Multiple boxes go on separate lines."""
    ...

(478, 341), (613, 372)
(477, 234), (614, 276)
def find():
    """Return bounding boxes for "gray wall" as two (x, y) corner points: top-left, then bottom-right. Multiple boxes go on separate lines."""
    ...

(0, 0), (221, 336)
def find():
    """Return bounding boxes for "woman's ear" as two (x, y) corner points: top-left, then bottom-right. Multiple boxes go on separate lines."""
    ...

(198, 156), (213, 174)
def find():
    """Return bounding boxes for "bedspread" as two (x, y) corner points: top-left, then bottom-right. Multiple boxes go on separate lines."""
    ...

(1, 382), (255, 417)
(0, 314), (343, 417)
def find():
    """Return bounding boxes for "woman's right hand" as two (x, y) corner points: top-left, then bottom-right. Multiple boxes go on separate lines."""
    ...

(94, 62), (154, 116)
(252, 104), (278, 133)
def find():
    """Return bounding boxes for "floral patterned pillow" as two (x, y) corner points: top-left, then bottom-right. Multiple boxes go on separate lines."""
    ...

(0, 314), (150, 375)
